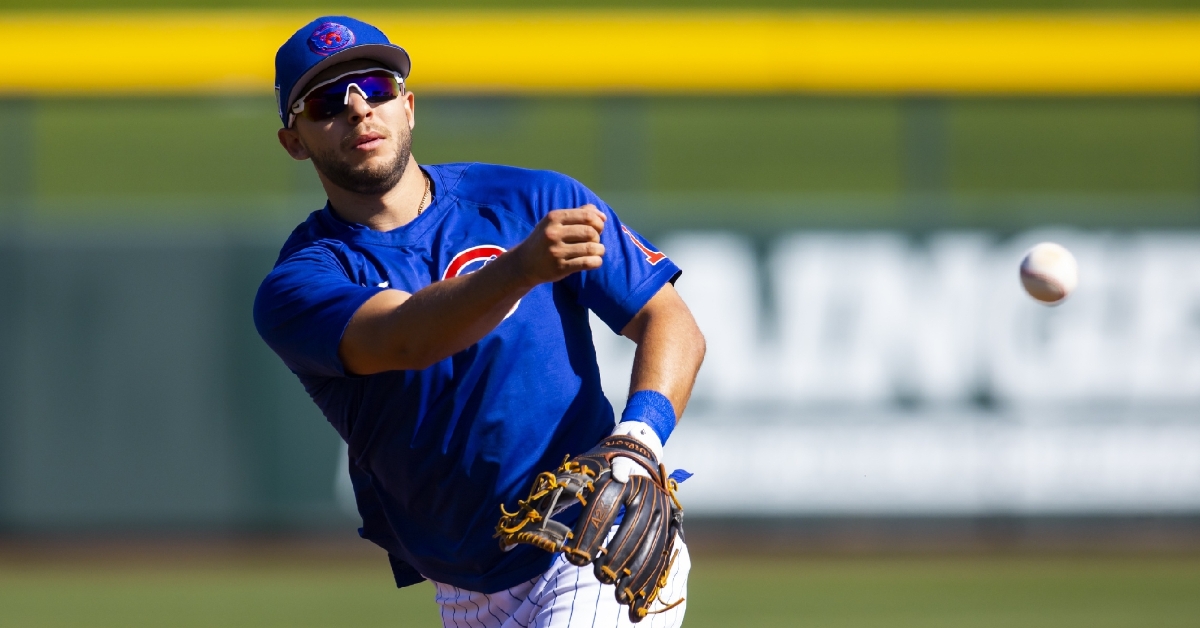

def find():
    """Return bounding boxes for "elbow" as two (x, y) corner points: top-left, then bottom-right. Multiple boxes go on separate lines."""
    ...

(691, 322), (707, 365)
(407, 354), (443, 372)
(347, 339), (443, 375)
(390, 342), (444, 371)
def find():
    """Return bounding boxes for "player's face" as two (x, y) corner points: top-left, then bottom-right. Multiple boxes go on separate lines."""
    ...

(278, 61), (416, 196)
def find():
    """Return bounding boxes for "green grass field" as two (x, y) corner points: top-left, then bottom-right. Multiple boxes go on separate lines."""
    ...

(3, 553), (1198, 627)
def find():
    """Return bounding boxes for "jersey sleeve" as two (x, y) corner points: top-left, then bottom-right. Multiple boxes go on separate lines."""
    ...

(253, 245), (385, 378)
(565, 191), (682, 334)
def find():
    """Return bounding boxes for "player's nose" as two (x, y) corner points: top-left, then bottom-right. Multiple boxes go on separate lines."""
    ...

(346, 90), (373, 123)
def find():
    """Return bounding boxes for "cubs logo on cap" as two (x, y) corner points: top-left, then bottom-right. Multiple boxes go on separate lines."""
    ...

(308, 22), (355, 56)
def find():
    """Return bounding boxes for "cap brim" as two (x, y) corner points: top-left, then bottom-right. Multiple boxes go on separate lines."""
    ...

(286, 43), (412, 116)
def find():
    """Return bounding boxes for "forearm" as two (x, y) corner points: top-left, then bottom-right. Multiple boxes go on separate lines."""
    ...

(623, 287), (706, 421)
(400, 254), (533, 358)
(342, 205), (607, 375)
(342, 252), (531, 373)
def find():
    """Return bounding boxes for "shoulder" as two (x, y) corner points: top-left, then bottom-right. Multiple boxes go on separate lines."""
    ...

(268, 208), (373, 283)
(256, 212), (358, 317)
(443, 162), (583, 193)
(254, 242), (346, 315)
(275, 209), (349, 264)
(430, 162), (597, 221)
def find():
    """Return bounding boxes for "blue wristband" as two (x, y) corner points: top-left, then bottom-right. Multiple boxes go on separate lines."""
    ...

(620, 390), (677, 444)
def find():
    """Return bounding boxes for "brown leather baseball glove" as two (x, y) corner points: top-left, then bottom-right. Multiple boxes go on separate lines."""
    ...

(495, 434), (685, 623)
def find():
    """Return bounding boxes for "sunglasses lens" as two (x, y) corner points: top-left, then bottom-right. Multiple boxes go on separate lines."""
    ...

(299, 71), (402, 122)
(356, 75), (402, 102)
(302, 94), (347, 121)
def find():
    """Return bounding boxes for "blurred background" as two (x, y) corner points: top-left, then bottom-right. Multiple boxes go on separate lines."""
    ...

(2, 1), (1200, 627)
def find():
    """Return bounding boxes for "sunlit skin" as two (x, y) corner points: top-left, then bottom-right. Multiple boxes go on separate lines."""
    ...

(275, 59), (705, 420)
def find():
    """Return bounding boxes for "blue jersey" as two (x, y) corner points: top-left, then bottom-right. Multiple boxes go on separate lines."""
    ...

(253, 163), (680, 593)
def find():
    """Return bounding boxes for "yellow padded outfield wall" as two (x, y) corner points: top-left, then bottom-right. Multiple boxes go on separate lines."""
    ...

(3, 11), (1200, 95)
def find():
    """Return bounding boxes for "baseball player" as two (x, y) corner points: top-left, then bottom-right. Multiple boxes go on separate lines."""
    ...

(255, 16), (705, 628)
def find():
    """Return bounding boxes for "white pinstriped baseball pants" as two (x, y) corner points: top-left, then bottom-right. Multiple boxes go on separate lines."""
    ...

(431, 533), (689, 628)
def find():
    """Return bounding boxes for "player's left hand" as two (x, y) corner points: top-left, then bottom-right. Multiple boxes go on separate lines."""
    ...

(609, 420), (663, 483)
(496, 434), (685, 623)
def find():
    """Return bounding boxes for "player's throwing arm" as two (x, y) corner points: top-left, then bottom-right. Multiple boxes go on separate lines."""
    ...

(340, 205), (607, 375)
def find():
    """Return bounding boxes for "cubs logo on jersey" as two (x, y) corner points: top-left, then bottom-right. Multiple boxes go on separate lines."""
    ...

(443, 245), (519, 318)
(442, 245), (506, 280)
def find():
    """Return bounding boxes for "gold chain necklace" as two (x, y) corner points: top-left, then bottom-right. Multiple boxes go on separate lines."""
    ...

(417, 172), (431, 216)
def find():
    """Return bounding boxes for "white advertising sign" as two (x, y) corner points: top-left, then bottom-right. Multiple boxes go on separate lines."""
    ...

(594, 230), (1200, 514)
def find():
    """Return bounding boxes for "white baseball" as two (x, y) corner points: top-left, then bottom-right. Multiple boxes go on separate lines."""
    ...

(1020, 242), (1078, 305)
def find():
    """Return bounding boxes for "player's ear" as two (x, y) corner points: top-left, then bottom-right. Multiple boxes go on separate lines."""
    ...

(403, 90), (416, 131)
(277, 127), (312, 161)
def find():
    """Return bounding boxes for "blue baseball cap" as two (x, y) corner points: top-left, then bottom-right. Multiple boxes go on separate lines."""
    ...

(275, 16), (412, 127)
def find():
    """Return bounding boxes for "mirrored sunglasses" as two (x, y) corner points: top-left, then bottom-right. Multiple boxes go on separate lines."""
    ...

(289, 69), (404, 126)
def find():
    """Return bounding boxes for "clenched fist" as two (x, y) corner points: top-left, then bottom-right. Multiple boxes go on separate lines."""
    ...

(510, 205), (607, 286)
